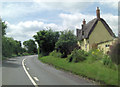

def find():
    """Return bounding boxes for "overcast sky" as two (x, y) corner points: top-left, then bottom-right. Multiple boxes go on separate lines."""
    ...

(0, 0), (119, 42)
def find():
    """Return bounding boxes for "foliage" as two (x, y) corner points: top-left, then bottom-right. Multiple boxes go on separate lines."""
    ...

(102, 55), (112, 66)
(33, 29), (59, 56)
(23, 39), (37, 54)
(22, 52), (30, 56)
(0, 19), (7, 36)
(102, 55), (117, 70)
(2, 36), (23, 58)
(109, 39), (120, 65)
(55, 30), (77, 58)
(40, 56), (118, 85)
(49, 50), (62, 58)
(86, 49), (103, 63)
(1, 19), (26, 59)
(68, 49), (87, 62)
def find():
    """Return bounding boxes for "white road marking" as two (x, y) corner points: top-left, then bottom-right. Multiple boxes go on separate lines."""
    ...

(22, 58), (38, 87)
(33, 77), (39, 81)
(27, 68), (29, 70)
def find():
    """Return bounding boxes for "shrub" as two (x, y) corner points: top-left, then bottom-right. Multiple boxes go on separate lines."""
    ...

(102, 55), (112, 65)
(109, 39), (120, 65)
(86, 49), (104, 63)
(49, 50), (62, 58)
(68, 49), (87, 63)
(90, 49), (103, 59)
(102, 55), (118, 70)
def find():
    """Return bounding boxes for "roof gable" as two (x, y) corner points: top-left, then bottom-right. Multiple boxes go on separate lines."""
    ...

(77, 18), (116, 40)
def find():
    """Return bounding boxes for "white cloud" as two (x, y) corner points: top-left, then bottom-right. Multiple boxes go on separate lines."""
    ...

(33, 0), (119, 10)
(59, 13), (95, 29)
(5, 12), (118, 43)
(98, 0), (119, 9)
(6, 21), (65, 42)
(32, 2), (91, 13)
(0, 1), (93, 19)
(59, 13), (118, 36)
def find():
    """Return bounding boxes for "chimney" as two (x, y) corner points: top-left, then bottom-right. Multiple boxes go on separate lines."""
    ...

(81, 19), (86, 29)
(83, 19), (86, 25)
(96, 7), (100, 19)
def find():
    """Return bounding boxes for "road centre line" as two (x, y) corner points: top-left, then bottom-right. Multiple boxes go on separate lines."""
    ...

(22, 58), (38, 87)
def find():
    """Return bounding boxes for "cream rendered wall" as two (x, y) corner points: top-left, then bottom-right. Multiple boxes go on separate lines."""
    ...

(78, 39), (89, 52)
(98, 39), (117, 54)
(89, 21), (114, 46)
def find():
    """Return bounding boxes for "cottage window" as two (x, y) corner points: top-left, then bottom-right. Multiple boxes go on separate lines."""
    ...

(105, 45), (109, 47)
(82, 31), (84, 36)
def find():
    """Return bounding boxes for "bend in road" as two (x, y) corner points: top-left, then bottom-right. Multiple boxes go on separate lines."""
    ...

(2, 55), (98, 86)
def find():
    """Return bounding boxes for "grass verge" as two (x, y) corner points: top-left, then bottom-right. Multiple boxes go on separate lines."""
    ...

(39, 56), (118, 86)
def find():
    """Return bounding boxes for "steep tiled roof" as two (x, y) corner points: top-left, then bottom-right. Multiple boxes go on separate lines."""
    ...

(76, 18), (116, 40)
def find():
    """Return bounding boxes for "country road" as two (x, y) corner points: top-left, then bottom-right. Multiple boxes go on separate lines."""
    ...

(2, 55), (97, 86)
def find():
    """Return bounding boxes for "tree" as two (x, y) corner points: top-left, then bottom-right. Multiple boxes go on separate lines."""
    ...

(23, 39), (37, 54)
(55, 30), (77, 58)
(33, 29), (59, 56)
(0, 18), (7, 36)
(14, 40), (23, 55)
(2, 37), (23, 57)
(1, 18), (24, 58)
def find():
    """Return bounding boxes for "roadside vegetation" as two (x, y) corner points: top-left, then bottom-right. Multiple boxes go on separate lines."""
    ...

(33, 29), (59, 56)
(1, 19), (37, 59)
(33, 29), (119, 86)
(1, 17), (119, 86)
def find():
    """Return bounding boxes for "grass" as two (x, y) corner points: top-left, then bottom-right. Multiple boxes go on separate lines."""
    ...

(39, 56), (118, 86)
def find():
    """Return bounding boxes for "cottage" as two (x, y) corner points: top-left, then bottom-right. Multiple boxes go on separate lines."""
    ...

(76, 7), (117, 53)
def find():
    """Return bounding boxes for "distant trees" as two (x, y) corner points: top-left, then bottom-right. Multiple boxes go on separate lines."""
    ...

(0, 18), (7, 36)
(1, 19), (25, 59)
(33, 29), (59, 56)
(2, 21), (7, 36)
(55, 30), (77, 57)
(23, 39), (37, 54)
(2, 37), (23, 57)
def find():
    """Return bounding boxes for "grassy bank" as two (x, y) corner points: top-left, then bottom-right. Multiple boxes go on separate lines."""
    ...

(39, 56), (118, 86)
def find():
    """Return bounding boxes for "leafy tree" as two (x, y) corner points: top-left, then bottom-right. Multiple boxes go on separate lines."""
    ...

(14, 40), (23, 55)
(2, 37), (23, 57)
(1, 18), (24, 58)
(23, 39), (37, 54)
(0, 18), (7, 36)
(33, 29), (59, 56)
(55, 30), (77, 58)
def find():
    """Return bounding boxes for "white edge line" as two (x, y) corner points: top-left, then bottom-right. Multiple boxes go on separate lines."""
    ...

(33, 77), (39, 82)
(22, 58), (38, 87)
(27, 68), (29, 70)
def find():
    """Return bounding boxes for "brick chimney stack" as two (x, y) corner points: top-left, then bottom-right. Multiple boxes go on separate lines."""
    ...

(96, 7), (100, 19)
(83, 19), (86, 25)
